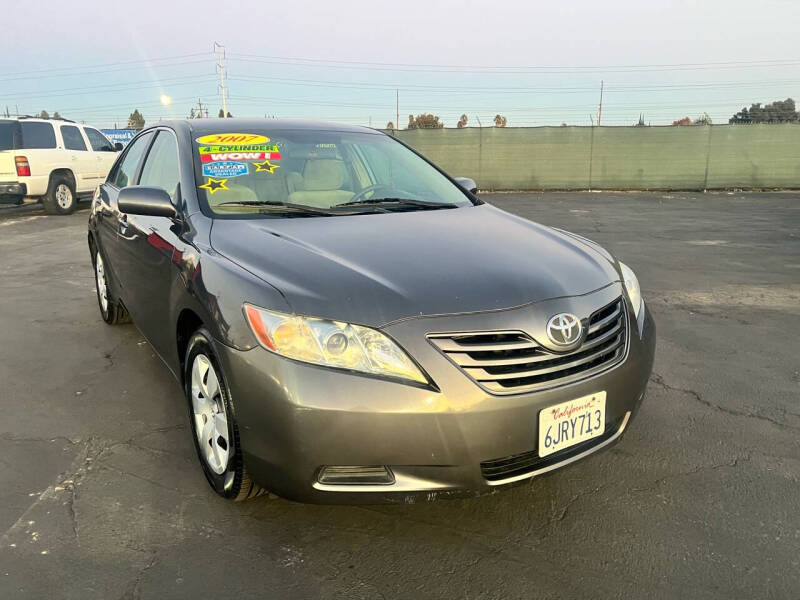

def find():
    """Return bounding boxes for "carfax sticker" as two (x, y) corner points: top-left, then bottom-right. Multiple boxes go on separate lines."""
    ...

(200, 151), (282, 163)
(195, 133), (269, 145)
(202, 161), (248, 178)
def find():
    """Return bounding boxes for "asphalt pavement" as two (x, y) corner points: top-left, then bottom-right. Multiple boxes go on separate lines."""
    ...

(0, 191), (798, 599)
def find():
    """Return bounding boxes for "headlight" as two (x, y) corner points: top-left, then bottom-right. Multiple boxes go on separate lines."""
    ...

(244, 304), (427, 384)
(619, 262), (643, 319)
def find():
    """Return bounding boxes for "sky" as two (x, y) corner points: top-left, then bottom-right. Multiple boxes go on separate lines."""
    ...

(2, 0), (799, 128)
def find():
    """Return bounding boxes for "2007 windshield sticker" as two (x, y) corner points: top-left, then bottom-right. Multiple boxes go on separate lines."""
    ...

(202, 161), (247, 178)
(195, 133), (269, 145)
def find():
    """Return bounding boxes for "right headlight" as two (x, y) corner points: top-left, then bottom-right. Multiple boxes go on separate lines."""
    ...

(243, 304), (427, 385)
(619, 262), (644, 319)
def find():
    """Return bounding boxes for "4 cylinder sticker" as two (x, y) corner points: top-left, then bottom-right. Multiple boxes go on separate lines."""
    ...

(198, 177), (229, 194)
(199, 144), (279, 153)
(202, 161), (248, 178)
(195, 133), (269, 145)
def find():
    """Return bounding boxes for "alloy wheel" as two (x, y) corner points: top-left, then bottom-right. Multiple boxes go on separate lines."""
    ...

(55, 183), (73, 209)
(95, 254), (108, 313)
(190, 354), (231, 475)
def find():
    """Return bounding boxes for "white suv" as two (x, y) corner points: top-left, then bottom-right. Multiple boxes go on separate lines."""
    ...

(0, 117), (120, 214)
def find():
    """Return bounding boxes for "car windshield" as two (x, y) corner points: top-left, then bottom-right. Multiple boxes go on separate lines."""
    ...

(192, 129), (474, 217)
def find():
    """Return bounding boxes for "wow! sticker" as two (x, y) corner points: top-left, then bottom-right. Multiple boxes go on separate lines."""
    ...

(195, 133), (270, 145)
(202, 161), (248, 178)
(200, 151), (281, 163)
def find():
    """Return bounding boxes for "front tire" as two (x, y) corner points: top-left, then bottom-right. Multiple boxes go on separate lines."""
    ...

(42, 175), (76, 215)
(185, 329), (265, 501)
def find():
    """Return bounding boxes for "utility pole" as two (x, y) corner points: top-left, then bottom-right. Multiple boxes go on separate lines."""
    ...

(597, 80), (604, 126)
(194, 98), (208, 118)
(476, 115), (482, 127)
(215, 42), (228, 117)
(396, 89), (399, 131)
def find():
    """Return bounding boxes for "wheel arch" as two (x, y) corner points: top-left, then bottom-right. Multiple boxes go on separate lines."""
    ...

(49, 168), (76, 189)
(176, 308), (205, 384)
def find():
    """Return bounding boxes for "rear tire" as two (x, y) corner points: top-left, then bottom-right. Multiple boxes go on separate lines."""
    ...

(92, 246), (130, 325)
(185, 328), (266, 501)
(42, 174), (76, 215)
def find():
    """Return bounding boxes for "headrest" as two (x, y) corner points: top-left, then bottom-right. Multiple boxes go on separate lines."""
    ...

(302, 159), (346, 191)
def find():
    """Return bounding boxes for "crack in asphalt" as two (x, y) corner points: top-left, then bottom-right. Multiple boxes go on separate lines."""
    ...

(629, 455), (751, 494)
(649, 372), (800, 432)
(119, 552), (158, 600)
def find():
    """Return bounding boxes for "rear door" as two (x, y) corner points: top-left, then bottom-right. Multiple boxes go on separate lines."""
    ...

(59, 124), (94, 192)
(83, 127), (118, 183)
(95, 130), (154, 299)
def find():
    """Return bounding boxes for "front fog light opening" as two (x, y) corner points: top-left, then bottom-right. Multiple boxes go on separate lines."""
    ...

(317, 465), (395, 486)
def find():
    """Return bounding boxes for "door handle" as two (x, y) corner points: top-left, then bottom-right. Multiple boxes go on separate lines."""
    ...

(119, 214), (128, 235)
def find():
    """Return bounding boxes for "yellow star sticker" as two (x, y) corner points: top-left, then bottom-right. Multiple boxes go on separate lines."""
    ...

(253, 159), (280, 173)
(199, 177), (228, 194)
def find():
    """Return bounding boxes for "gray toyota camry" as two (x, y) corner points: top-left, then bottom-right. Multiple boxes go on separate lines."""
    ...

(88, 119), (655, 503)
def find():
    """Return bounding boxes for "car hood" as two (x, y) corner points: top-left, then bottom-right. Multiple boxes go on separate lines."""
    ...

(210, 204), (620, 327)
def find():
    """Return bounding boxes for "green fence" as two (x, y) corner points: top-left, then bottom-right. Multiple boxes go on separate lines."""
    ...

(389, 124), (800, 191)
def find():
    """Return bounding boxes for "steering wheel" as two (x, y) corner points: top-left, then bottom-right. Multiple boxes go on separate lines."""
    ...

(347, 184), (394, 204)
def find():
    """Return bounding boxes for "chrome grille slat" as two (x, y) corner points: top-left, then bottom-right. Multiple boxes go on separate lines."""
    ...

(464, 334), (624, 381)
(431, 337), (539, 353)
(428, 297), (628, 394)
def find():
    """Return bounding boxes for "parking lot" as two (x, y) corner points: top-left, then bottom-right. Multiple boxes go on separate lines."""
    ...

(0, 191), (798, 599)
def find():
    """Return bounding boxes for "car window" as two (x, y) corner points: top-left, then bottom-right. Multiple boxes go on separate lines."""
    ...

(61, 125), (87, 151)
(192, 130), (471, 216)
(20, 122), (57, 149)
(84, 128), (115, 152)
(0, 121), (18, 151)
(138, 131), (180, 202)
(111, 131), (153, 188)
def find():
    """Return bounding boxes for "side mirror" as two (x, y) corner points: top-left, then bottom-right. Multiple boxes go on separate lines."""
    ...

(114, 142), (124, 151)
(118, 186), (177, 218)
(454, 177), (478, 194)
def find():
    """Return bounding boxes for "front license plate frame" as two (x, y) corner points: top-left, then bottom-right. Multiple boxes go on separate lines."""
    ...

(538, 392), (606, 458)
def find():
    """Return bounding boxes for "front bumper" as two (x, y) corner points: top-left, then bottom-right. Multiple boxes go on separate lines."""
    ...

(217, 284), (656, 503)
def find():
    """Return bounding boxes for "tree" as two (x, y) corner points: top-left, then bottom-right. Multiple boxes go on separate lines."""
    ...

(127, 109), (145, 130)
(494, 114), (507, 127)
(634, 113), (647, 127)
(729, 98), (798, 124)
(672, 116), (692, 126)
(226, 111), (233, 118)
(457, 114), (468, 128)
(385, 122), (395, 130)
(407, 113), (444, 129)
(38, 110), (49, 119)
(693, 113), (712, 126)
(218, 109), (225, 118)
(53, 111), (61, 119)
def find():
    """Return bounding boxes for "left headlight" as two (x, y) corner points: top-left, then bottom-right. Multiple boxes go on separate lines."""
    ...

(619, 262), (643, 319)
(244, 304), (427, 385)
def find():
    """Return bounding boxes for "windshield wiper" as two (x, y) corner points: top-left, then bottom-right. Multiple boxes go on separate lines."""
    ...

(213, 200), (347, 216)
(336, 198), (458, 210)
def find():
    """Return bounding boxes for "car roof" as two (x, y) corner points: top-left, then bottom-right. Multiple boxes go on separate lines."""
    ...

(149, 118), (380, 137)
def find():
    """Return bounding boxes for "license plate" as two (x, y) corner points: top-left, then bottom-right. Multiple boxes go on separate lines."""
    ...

(538, 392), (606, 458)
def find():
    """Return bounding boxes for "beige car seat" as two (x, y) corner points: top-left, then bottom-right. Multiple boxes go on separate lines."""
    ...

(288, 159), (354, 207)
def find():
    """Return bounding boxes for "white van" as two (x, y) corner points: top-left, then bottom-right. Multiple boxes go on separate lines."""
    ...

(0, 117), (120, 214)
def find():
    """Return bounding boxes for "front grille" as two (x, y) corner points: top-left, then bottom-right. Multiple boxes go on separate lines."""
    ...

(480, 415), (625, 482)
(428, 297), (627, 394)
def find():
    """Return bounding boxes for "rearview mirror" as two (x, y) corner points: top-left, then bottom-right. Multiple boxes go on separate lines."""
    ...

(114, 142), (124, 151)
(454, 177), (478, 194)
(118, 186), (177, 218)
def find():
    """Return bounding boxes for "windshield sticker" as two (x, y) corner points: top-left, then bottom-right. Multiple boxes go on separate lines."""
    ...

(253, 159), (280, 173)
(198, 177), (229, 194)
(195, 133), (269, 145)
(199, 144), (279, 153)
(200, 151), (281, 163)
(202, 162), (247, 178)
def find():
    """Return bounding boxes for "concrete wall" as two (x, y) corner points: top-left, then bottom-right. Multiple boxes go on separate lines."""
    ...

(390, 124), (800, 191)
